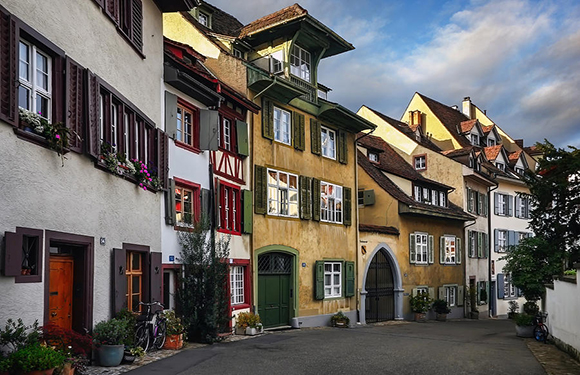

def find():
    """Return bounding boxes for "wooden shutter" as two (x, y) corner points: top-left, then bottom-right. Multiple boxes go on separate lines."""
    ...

(494, 193), (499, 215)
(497, 273), (505, 299)
(477, 232), (483, 258)
(242, 189), (253, 234)
(312, 178), (321, 221)
(314, 260), (324, 300)
(200, 188), (210, 221)
(65, 57), (85, 153)
(105, 0), (120, 23)
(409, 233), (416, 264)
(261, 97), (274, 140)
(85, 70), (100, 159)
(299, 175), (312, 220)
(494, 229), (499, 252)
(363, 190), (375, 205)
(165, 92), (177, 139)
(457, 286), (464, 306)
(292, 112), (305, 151)
(343, 186), (352, 226)
(456, 237), (462, 264)
(338, 130), (347, 164)
(466, 188), (472, 212)
(157, 128), (169, 189)
(507, 195), (513, 216)
(150, 252), (162, 305)
(345, 261), (355, 297)
(438, 287), (445, 300)
(476, 281), (481, 305)
(514, 196), (520, 218)
(483, 233), (488, 258)
(508, 230), (516, 247)
(131, 0), (143, 51)
(236, 120), (249, 157)
(113, 248), (127, 314)
(254, 165), (267, 214)
(165, 178), (176, 225)
(0, 10), (17, 126)
(483, 194), (488, 217)
(428, 235), (434, 264)
(428, 287), (435, 300)
(199, 109), (219, 151)
(3, 232), (22, 277)
(310, 118), (321, 155)
(439, 236), (445, 264)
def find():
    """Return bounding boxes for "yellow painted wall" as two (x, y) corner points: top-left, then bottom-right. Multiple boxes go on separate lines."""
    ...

(251, 94), (358, 317)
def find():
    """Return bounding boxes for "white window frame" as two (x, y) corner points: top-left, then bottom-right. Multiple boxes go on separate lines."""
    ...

(469, 231), (477, 258)
(230, 266), (244, 305)
(497, 193), (507, 216)
(111, 102), (118, 152)
(290, 44), (311, 82)
(18, 40), (52, 121)
(439, 192), (446, 207)
(515, 167), (525, 175)
(368, 152), (378, 162)
(198, 11), (209, 27)
(414, 186), (422, 202)
(270, 50), (284, 74)
(223, 118), (231, 151)
(267, 169), (299, 218)
(320, 182), (342, 224)
(422, 187), (430, 203)
(321, 126), (336, 160)
(273, 106), (291, 145)
(123, 112), (129, 161)
(445, 285), (457, 307)
(470, 133), (479, 146)
(414, 155), (426, 170)
(504, 274), (517, 298)
(498, 230), (507, 252)
(443, 235), (457, 264)
(487, 138), (496, 147)
(432, 190), (439, 206)
(324, 262), (342, 298)
(414, 233), (429, 264)
(233, 48), (243, 59)
(496, 162), (505, 171)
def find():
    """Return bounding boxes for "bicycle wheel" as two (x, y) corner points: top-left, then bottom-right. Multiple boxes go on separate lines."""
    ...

(135, 324), (150, 352)
(534, 325), (548, 343)
(153, 320), (167, 350)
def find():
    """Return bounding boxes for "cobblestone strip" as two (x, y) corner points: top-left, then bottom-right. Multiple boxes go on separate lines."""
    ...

(526, 338), (580, 375)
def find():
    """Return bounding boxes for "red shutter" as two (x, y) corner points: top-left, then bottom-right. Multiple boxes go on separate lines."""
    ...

(0, 11), (18, 126)
(66, 57), (84, 153)
(156, 128), (169, 189)
(85, 70), (100, 159)
(150, 252), (162, 309)
(3, 232), (22, 277)
(105, 0), (120, 24)
(130, 0), (143, 51)
(113, 248), (127, 314)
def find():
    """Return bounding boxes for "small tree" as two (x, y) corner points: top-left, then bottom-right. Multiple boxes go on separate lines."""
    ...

(176, 217), (230, 343)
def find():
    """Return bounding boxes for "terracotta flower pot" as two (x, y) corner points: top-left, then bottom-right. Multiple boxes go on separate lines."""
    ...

(436, 313), (447, 322)
(60, 363), (75, 375)
(22, 369), (55, 375)
(163, 334), (184, 350)
(414, 312), (427, 322)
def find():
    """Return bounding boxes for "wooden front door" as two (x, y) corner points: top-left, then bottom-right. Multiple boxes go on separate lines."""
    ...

(257, 253), (292, 328)
(49, 256), (74, 330)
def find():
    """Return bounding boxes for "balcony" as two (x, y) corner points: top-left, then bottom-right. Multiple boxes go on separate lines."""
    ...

(289, 76), (317, 104)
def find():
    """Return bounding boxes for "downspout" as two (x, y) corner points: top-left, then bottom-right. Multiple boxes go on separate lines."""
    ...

(488, 180), (499, 317)
(463, 218), (477, 318)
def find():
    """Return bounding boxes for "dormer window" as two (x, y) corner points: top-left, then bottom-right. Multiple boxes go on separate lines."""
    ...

(496, 162), (505, 171)
(487, 138), (495, 147)
(368, 152), (378, 162)
(469, 156), (474, 168)
(198, 11), (210, 27)
(475, 160), (481, 172)
(515, 167), (525, 175)
(233, 48), (243, 59)
(290, 45), (311, 81)
(414, 155), (426, 170)
(470, 133), (479, 146)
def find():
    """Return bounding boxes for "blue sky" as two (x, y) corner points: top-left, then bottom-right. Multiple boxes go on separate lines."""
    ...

(208, 0), (580, 149)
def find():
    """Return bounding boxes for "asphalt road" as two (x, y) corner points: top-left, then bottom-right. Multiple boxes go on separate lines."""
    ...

(127, 319), (545, 375)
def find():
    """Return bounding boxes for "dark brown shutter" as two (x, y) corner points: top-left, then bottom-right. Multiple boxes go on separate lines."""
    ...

(310, 118), (321, 155)
(165, 178), (176, 225)
(85, 70), (100, 159)
(3, 231), (22, 277)
(156, 128), (169, 189)
(131, 0), (143, 51)
(254, 165), (267, 214)
(92, 0), (105, 7)
(106, 0), (120, 23)
(53, 56), (66, 125)
(113, 248), (127, 314)
(343, 186), (352, 226)
(0, 11), (18, 126)
(338, 130), (347, 164)
(299, 175), (307, 220)
(65, 57), (84, 153)
(261, 97), (274, 140)
(312, 178), (321, 221)
(293, 112), (305, 151)
(150, 252), (162, 307)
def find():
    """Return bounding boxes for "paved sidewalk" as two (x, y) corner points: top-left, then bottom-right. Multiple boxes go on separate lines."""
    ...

(526, 338), (580, 375)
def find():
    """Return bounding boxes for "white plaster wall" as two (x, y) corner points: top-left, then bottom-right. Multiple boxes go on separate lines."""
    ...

(4, 0), (164, 125)
(0, 126), (161, 326)
(545, 275), (580, 356)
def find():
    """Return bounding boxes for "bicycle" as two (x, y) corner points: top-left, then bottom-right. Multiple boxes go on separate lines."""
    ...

(533, 312), (549, 343)
(134, 301), (167, 352)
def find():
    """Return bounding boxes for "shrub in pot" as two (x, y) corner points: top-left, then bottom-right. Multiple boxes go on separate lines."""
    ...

(93, 318), (129, 367)
(9, 343), (65, 375)
(163, 310), (185, 350)
(432, 299), (451, 321)
(507, 301), (519, 319)
(409, 291), (432, 322)
(235, 312), (262, 335)
(523, 301), (539, 316)
(514, 313), (534, 338)
(330, 311), (350, 328)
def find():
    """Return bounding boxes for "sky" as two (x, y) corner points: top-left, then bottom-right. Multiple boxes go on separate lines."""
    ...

(208, 0), (580, 149)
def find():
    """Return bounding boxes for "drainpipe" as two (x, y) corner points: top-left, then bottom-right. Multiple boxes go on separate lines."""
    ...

(463, 218), (477, 317)
(488, 180), (499, 317)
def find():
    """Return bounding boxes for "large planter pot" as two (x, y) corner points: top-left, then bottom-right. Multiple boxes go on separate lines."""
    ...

(436, 313), (447, 322)
(414, 312), (427, 322)
(122, 352), (136, 364)
(98, 344), (125, 367)
(235, 326), (246, 335)
(245, 326), (263, 336)
(60, 363), (75, 375)
(515, 325), (534, 338)
(163, 334), (184, 350)
(21, 370), (55, 375)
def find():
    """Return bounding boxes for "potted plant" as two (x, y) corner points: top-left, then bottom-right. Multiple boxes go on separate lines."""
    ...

(163, 310), (185, 350)
(514, 313), (535, 337)
(9, 343), (65, 375)
(92, 318), (129, 367)
(409, 291), (432, 322)
(234, 312), (262, 336)
(432, 299), (451, 321)
(40, 324), (92, 375)
(330, 311), (350, 328)
(122, 346), (145, 364)
(507, 301), (519, 319)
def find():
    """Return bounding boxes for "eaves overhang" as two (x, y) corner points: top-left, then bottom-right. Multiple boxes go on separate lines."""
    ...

(463, 167), (497, 187)
(164, 64), (222, 107)
(494, 174), (528, 187)
(155, 0), (196, 12)
(319, 100), (375, 133)
(398, 202), (474, 222)
(246, 64), (306, 104)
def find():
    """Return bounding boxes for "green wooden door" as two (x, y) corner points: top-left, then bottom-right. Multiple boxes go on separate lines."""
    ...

(257, 253), (292, 328)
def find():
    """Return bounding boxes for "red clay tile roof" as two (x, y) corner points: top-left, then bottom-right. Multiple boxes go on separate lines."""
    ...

(441, 146), (475, 158)
(188, 2), (244, 37)
(359, 224), (400, 235)
(459, 119), (478, 133)
(483, 145), (503, 161)
(507, 149), (523, 167)
(417, 93), (472, 148)
(524, 145), (542, 156)
(481, 125), (494, 135)
(238, 3), (308, 38)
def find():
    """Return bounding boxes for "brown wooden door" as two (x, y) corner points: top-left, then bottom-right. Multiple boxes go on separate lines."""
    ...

(49, 256), (74, 330)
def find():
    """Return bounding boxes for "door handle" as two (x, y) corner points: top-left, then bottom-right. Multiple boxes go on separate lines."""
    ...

(51, 312), (57, 317)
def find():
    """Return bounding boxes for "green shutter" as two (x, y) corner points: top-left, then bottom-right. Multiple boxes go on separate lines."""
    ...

(236, 120), (249, 157)
(315, 260), (325, 300)
(254, 165), (267, 214)
(409, 233), (416, 264)
(483, 233), (488, 258)
(261, 97), (274, 140)
(440, 236), (445, 264)
(312, 178), (321, 221)
(345, 261), (355, 297)
(467, 231), (472, 257)
(299, 175), (312, 220)
(338, 130), (347, 164)
(476, 281), (481, 305)
(477, 232), (483, 258)
(456, 237), (462, 264)
(428, 235), (434, 264)
(293, 112), (305, 151)
(343, 186), (352, 226)
(457, 285), (464, 306)
(242, 189), (253, 233)
(467, 188), (472, 212)
(310, 118), (321, 155)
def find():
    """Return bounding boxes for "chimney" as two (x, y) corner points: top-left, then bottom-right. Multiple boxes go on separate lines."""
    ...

(515, 139), (524, 148)
(462, 97), (472, 119)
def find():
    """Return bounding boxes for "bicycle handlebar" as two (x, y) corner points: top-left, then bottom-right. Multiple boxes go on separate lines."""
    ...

(138, 301), (165, 308)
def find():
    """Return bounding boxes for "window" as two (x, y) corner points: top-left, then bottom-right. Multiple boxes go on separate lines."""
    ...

(495, 193), (511, 216)
(497, 230), (507, 252)
(496, 162), (505, 171)
(18, 40), (52, 120)
(414, 155), (426, 170)
(175, 182), (200, 227)
(470, 133), (479, 146)
(321, 126), (336, 159)
(267, 169), (299, 218)
(273, 106), (291, 145)
(487, 138), (496, 147)
(176, 102), (199, 149)
(467, 188), (475, 212)
(469, 231), (477, 258)
(220, 117), (233, 151)
(324, 262), (342, 298)
(368, 152), (378, 162)
(442, 236), (457, 264)
(439, 192), (447, 207)
(270, 50), (284, 74)
(432, 190), (439, 206)
(503, 274), (518, 298)
(445, 285), (457, 307)
(219, 181), (241, 234)
(414, 186), (422, 202)
(233, 48), (243, 59)
(198, 11), (209, 26)
(422, 187), (431, 203)
(126, 251), (144, 312)
(515, 167), (525, 175)
(230, 266), (244, 305)
(468, 231), (488, 258)
(321, 182), (342, 224)
(515, 195), (530, 219)
(290, 44), (311, 81)
(413, 233), (428, 264)
(92, 0), (144, 53)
